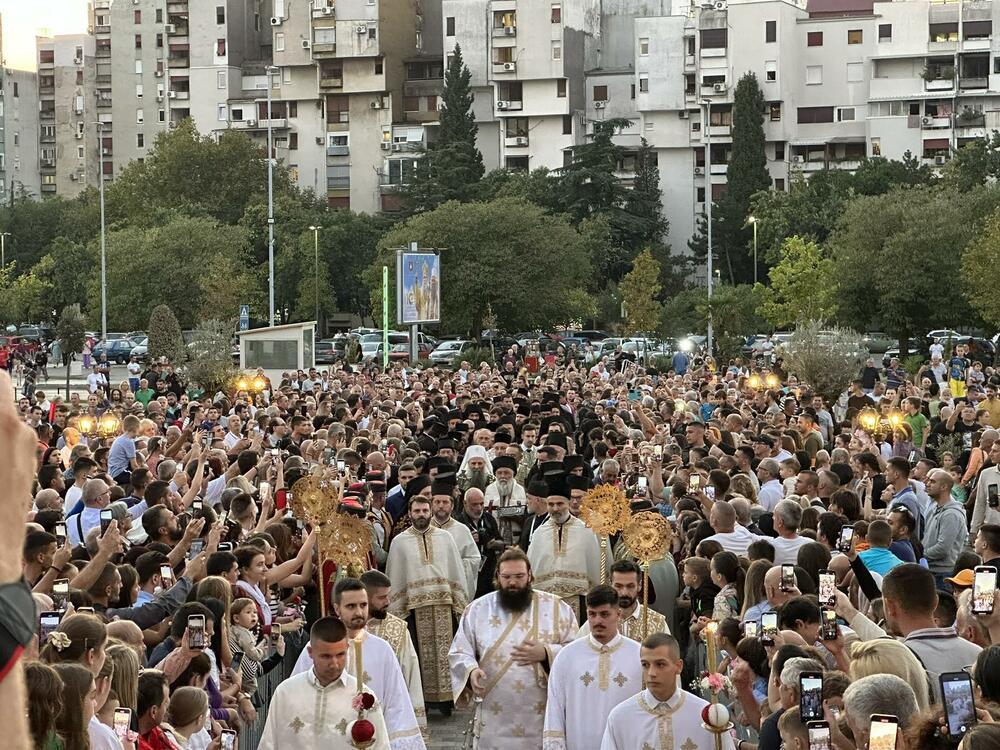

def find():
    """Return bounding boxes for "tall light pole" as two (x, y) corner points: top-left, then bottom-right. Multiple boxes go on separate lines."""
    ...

(0, 232), (10, 267)
(748, 215), (758, 285)
(95, 121), (107, 341)
(265, 66), (278, 326)
(702, 98), (714, 357)
(308, 225), (321, 329)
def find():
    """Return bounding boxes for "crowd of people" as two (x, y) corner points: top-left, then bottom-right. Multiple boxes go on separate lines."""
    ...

(4, 340), (1000, 750)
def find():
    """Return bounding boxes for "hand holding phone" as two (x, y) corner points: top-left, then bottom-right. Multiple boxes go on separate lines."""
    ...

(113, 707), (132, 740)
(819, 570), (836, 608)
(973, 566), (997, 615)
(836, 526), (855, 554)
(869, 714), (898, 750)
(188, 614), (206, 650)
(941, 672), (976, 738)
(780, 564), (796, 593)
(220, 729), (237, 750)
(799, 672), (824, 721)
(761, 611), (778, 646)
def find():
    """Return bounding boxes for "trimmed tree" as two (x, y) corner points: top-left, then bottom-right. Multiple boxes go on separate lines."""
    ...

(782, 321), (867, 406)
(56, 304), (87, 399)
(183, 319), (238, 394)
(619, 249), (663, 336)
(147, 305), (185, 364)
(404, 45), (484, 211)
(718, 72), (770, 284)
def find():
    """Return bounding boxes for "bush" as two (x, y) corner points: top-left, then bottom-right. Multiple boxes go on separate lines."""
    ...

(147, 305), (185, 363)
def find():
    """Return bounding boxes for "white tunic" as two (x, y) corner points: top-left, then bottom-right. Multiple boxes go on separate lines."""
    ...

(433, 517), (481, 601)
(258, 669), (390, 750)
(542, 633), (643, 750)
(527, 516), (602, 609)
(600, 688), (736, 750)
(291, 632), (425, 750)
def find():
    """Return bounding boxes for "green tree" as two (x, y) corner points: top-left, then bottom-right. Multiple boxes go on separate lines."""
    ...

(55, 304), (87, 399)
(782, 321), (867, 405)
(716, 73), (771, 284)
(184, 319), (238, 393)
(851, 152), (935, 196)
(946, 131), (1000, 192)
(31, 237), (96, 316)
(619, 249), (663, 335)
(147, 305), (185, 363)
(661, 284), (765, 361)
(367, 198), (594, 337)
(757, 236), (837, 328)
(961, 207), (1000, 329)
(625, 138), (669, 252)
(404, 45), (484, 211)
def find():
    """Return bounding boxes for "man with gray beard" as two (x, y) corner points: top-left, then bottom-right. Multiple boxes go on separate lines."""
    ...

(458, 444), (494, 493)
(484, 455), (527, 545)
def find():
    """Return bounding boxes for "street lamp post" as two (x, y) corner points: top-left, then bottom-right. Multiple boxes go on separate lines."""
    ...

(95, 122), (107, 341)
(265, 66), (278, 326)
(748, 215), (758, 284)
(308, 225), (321, 329)
(0, 232), (10, 267)
(702, 98), (714, 357)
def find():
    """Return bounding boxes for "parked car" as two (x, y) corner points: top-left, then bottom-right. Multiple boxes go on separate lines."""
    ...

(315, 339), (341, 364)
(862, 332), (894, 355)
(17, 325), (52, 342)
(130, 338), (149, 359)
(429, 339), (474, 366)
(882, 338), (931, 367)
(389, 342), (436, 362)
(927, 329), (962, 343)
(92, 338), (136, 364)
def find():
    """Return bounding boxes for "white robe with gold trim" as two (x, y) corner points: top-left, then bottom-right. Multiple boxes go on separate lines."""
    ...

(432, 517), (481, 601)
(576, 605), (670, 641)
(367, 614), (427, 735)
(527, 516), (601, 615)
(448, 590), (577, 750)
(542, 633), (643, 750)
(600, 688), (736, 750)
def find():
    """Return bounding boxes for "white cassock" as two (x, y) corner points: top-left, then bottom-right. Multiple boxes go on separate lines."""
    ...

(449, 590), (578, 750)
(258, 668), (390, 750)
(367, 614), (427, 735)
(291, 632), (425, 750)
(600, 688), (736, 750)
(484, 479), (528, 544)
(577, 604), (670, 641)
(528, 516), (602, 619)
(542, 633), (643, 750)
(432, 517), (481, 601)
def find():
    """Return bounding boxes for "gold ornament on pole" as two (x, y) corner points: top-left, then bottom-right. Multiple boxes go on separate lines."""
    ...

(580, 484), (631, 583)
(621, 511), (672, 638)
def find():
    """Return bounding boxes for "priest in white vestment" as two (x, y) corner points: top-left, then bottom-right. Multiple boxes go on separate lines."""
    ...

(527, 476), (601, 620)
(577, 559), (670, 641)
(430, 481), (481, 601)
(484, 456), (528, 545)
(259, 617), (390, 750)
(601, 632), (735, 750)
(361, 569), (427, 735)
(542, 585), (643, 750)
(291, 579), (425, 750)
(386, 496), (469, 711)
(449, 548), (577, 750)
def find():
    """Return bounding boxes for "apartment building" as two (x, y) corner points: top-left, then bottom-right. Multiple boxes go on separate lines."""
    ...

(0, 66), (41, 202)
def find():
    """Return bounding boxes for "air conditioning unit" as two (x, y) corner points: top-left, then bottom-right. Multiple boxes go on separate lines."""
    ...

(391, 143), (402, 151)
(380, 142), (391, 150)
(679, 110), (689, 119)
(168, 91), (177, 99)
(73, 57), (82, 66)
(70, 174), (77, 181)
(714, 1), (727, 9)
(791, 155), (804, 163)
(302, 39), (312, 49)
(156, 95), (164, 102)
(356, 24), (368, 34)
(503, 62), (516, 71)
(75, 132), (84, 140)
(921, 116), (933, 126)
(370, 100), (383, 109)
(594, 100), (607, 109)
(155, 70), (163, 77)
(694, 166), (704, 175)
(316, 136), (325, 145)
(245, 119), (257, 127)
(504, 26), (516, 36)
(322, 7), (333, 15)
(101, 148), (111, 156)
(515, 136), (528, 145)
(934, 155), (947, 165)
(168, 121), (177, 129)
(496, 100), (509, 110)
(713, 83), (726, 92)
(270, 17), (282, 26)
(165, 24), (176, 33)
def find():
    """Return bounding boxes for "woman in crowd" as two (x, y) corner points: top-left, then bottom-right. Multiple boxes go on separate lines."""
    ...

(847, 638), (931, 712)
(41, 613), (109, 678)
(26, 662), (64, 750)
(164, 687), (213, 750)
(53, 662), (98, 750)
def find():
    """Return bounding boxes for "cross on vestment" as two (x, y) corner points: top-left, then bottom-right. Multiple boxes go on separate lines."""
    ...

(335, 718), (348, 734)
(612, 672), (629, 688)
(289, 717), (305, 735)
(511, 679), (526, 694)
(580, 671), (595, 687)
(681, 739), (700, 750)
(489, 615), (502, 628)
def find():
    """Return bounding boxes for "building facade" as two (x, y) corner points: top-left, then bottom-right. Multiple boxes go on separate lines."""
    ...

(0, 66), (41, 202)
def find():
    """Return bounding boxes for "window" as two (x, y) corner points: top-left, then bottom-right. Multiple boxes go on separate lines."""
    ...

(776, 178), (785, 191)
(289, 101), (297, 117)
(806, 65), (823, 85)
(775, 142), (785, 160)
(709, 107), (732, 126)
(76, 70), (84, 85)
(375, 60), (383, 74)
(217, 71), (226, 88)
(639, 76), (649, 93)
(218, 104), (227, 121)
(136, 109), (144, 123)
(929, 23), (958, 42)
(137, 133), (144, 148)
(847, 62), (863, 83)
(156, 33), (163, 48)
(232, 107), (244, 120)
(847, 29), (863, 44)
(765, 61), (777, 82)
(275, 33), (284, 51)
(135, 34), (142, 49)
(446, 16), (455, 36)
(770, 102), (781, 121)
(557, 79), (567, 97)
(797, 106), (834, 123)
(593, 85), (608, 101)
(807, 31), (823, 47)
(403, 96), (421, 112)
(134, 10), (141, 23)
(964, 21), (991, 40)
(217, 6), (226, 24)
(156, 9), (162, 22)
(135, 60), (143, 74)
(639, 37), (649, 56)
(39, 49), (54, 64)
(552, 4), (562, 23)
(289, 132), (298, 149)
(631, 84), (636, 99)
(700, 28), (727, 48)
(552, 41), (561, 60)
(415, 30), (422, 49)
(78, 146), (85, 158)
(766, 20), (776, 43)
(493, 47), (514, 63)
(217, 39), (226, 56)
(878, 24), (892, 42)
(687, 37), (695, 55)
(368, 27), (376, 40)
(136, 84), (143, 98)
(837, 107), (856, 121)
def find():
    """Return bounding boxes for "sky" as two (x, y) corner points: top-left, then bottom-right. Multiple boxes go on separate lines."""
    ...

(1, 1), (88, 71)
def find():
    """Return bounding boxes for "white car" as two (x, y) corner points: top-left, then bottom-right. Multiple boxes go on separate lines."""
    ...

(429, 340), (471, 366)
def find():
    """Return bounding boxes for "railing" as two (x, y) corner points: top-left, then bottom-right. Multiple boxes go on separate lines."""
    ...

(239, 632), (306, 749)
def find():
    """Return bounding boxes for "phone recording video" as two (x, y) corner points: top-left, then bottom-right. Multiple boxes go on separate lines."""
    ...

(869, 715), (898, 750)
(780, 564), (796, 593)
(989, 485), (999, 509)
(819, 570), (836, 608)
(799, 671), (824, 722)
(188, 614), (206, 649)
(941, 672), (977, 738)
(973, 566), (997, 615)
(99, 509), (114, 535)
(187, 538), (205, 561)
(113, 707), (132, 740)
(39, 611), (62, 644)
(761, 611), (778, 645)
(52, 579), (69, 612)
(820, 607), (838, 641)
(807, 721), (831, 750)
(54, 523), (67, 547)
(221, 729), (237, 750)
(837, 526), (854, 554)
(160, 565), (175, 587)
(743, 620), (759, 639)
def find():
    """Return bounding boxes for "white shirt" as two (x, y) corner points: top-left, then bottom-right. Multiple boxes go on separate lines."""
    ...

(64, 484), (84, 515)
(757, 479), (784, 512)
(769, 534), (813, 566)
(88, 716), (123, 750)
(704, 525), (760, 557)
(127, 362), (141, 377)
(223, 430), (242, 450)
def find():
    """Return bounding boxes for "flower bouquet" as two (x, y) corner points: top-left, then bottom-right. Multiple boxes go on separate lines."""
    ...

(690, 670), (733, 697)
(348, 691), (377, 749)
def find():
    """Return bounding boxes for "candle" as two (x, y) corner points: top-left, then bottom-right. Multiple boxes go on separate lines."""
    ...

(354, 633), (364, 689)
(705, 621), (719, 676)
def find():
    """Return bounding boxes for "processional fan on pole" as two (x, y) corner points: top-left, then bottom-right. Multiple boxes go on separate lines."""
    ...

(621, 511), (672, 639)
(580, 484), (632, 583)
(289, 474), (372, 617)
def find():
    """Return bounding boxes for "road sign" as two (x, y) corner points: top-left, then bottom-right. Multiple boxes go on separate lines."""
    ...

(239, 305), (250, 331)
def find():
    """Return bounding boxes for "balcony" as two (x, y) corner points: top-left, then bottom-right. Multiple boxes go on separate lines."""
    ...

(94, 24), (111, 35)
(925, 77), (954, 91)
(495, 99), (522, 112)
(701, 46), (727, 58)
(492, 61), (517, 75)
(40, 109), (56, 120)
(320, 76), (343, 89)
(960, 76), (988, 90)
(504, 135), (529, 148)
(170, 91), (190, 100)
(313, 42), (337, 56)
(313, 3), (336, 18)
(97, 98), (112, 108)
(706, 124), (731, 138)
(40, 158), (56, 168)
(921, 115), (952, 129)
(256, 118), (288, 129)
(41, 184), (56, 193)
(327, 145), (349, 156)
(492, 25), (517, 38)
(167, 2), (189, 13)
(96, 45), (112, 58)
(168, 56), (190, 68)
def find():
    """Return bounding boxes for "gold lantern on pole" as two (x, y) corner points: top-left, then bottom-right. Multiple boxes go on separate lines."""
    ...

(621, 511), (672, 639)
(580, 484), (632, 583)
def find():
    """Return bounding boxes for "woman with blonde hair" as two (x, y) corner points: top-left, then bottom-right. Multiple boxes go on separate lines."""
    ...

(107, 643), (140, 713)
(729, 474), (757, 505)
(848, 638), (931, 711)
(164, 686), (212, 749)
(740, 559), (771, 620)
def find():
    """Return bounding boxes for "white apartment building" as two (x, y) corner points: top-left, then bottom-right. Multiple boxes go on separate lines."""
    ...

(0, 66), (41, 202)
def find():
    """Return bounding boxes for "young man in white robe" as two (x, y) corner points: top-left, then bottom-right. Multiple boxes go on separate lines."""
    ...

(449, 547), (578, 750)
(527, 475), (601, 621)
(291, 579), (425, 750)
(542, 584), (643, 750)
(577, 559), (670, 641)
(259, 617), (391, 750)
(600, 632), (736, 750)
(430, 480), (481, 601)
